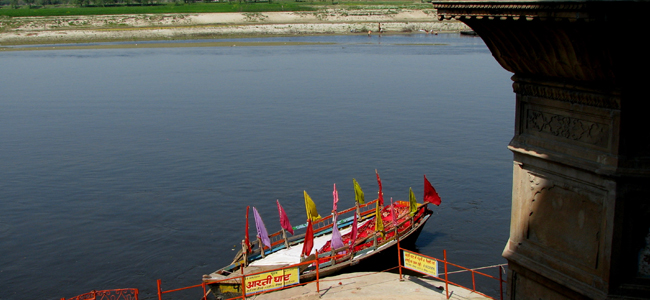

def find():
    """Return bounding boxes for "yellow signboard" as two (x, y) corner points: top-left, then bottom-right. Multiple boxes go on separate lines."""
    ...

(403, 250), (438, 277)
(244, 267), (300, 295)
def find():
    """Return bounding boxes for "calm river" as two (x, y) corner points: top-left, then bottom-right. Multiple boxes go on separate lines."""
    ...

(0, 33), (514, 300)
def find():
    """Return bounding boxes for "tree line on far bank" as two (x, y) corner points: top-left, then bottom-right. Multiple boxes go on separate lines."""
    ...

(3, 0), (260, 9)
(0, 0), (330, 16)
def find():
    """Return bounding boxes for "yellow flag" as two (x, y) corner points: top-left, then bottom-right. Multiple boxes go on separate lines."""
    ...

(353, 178), (365, 205)
(409, 187), (417, 216)
(374, 200), (383, 235)
(304, 191), (321, 222)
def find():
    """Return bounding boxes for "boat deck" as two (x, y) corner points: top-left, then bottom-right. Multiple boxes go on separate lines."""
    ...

(203, 219), (370, 283)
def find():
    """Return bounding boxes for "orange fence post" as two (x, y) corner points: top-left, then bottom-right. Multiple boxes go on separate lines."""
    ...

(472, 270), (476, 292)
(499, 266), (504, 300)
(241, 264), (247, 300)
(202, 282), (207, 300)
(397, 241), (403, 281)
(444, 249), (449, 299)
(316, 259), (320, 293)
(157, 279), (162, 300)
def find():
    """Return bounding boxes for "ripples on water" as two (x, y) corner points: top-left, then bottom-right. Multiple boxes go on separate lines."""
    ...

(0, 34), (513, 300)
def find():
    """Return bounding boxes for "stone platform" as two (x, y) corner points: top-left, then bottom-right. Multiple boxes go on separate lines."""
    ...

(249, 271), (493, 300)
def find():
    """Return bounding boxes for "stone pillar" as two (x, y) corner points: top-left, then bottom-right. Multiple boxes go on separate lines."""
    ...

(432, 1), (650, 299)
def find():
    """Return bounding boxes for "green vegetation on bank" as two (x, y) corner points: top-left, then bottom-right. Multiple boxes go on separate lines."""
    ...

(0, 1), (431, 17)
(0, 3), (314, 16)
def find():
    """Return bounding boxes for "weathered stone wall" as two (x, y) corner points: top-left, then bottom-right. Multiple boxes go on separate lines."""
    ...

(433, 1), (650, 299)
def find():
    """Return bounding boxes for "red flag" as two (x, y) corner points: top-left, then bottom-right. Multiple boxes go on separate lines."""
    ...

(277, 200), (294, 235)
(350, 213), (358, 247)
(301, 220), (314, 257)
(245, 206), (251, 253)
(376, 170), (384, 206)
(424, 175), (441, 206)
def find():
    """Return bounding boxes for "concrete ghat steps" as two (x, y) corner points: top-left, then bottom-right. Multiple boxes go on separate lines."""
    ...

(249, 271), (493, 300)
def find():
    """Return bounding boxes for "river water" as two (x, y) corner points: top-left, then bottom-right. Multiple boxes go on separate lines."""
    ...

(0, 33), (514, 300)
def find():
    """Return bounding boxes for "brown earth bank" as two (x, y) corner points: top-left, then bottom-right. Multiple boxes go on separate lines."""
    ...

(0, 9), (470, 45)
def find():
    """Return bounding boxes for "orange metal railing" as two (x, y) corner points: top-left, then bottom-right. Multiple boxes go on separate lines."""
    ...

(62, 289), (138, 300)
(398, 244), (506, 300)
(159, 246), (505, 300)
(157, 257), (323, 300)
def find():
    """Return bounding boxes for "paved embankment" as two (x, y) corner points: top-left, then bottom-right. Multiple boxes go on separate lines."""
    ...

(249, 271), (493, 300)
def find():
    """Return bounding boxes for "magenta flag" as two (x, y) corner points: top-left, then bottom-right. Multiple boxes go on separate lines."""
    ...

(332, 184), (339, 213)
(277, 200), (294, 235)
(424, 175), (442, 206)
(330, 215), (345, 251)
(253, 207), (271, 249)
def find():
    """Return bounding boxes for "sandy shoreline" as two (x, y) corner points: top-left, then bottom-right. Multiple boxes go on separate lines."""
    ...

(0, 10), (470, 45)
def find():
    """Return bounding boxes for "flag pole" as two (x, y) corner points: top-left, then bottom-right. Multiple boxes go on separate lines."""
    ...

(282, 228), (289, 249)
(375, 169), (383, 210)
(257, 236), (265, 258)
(244, 206), (251, 266)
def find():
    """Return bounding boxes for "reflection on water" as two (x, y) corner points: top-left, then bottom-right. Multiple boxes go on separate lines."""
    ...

(0, 33), (513, 300)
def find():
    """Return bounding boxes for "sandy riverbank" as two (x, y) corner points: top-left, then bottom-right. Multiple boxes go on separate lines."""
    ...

(0, 9), (470, 45)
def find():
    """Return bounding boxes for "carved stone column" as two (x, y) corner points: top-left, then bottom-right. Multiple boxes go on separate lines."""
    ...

(432, 1), (650, 299)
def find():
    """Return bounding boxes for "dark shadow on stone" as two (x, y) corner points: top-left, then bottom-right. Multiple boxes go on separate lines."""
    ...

(407, 275), (446, 294)
(319, 286), (333, 298)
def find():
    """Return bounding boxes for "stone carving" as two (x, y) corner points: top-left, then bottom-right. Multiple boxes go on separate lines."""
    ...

(433, 2), (607, 22)
(513, 82), (621, 109)
(525, 110), (607, 147)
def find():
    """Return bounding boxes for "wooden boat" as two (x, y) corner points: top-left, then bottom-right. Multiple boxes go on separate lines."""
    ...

(460, 30), (478, 36)
(202, 176), (440, 299)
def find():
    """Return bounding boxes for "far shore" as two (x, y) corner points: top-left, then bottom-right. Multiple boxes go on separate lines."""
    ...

(0, 9), (470, 46)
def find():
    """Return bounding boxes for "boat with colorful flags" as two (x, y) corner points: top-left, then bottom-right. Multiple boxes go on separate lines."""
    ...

(202, 173), (441, 299)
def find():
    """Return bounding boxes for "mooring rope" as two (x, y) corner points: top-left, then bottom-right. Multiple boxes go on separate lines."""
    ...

(444, 263), (508, 275)
(314, 262), (507, 282)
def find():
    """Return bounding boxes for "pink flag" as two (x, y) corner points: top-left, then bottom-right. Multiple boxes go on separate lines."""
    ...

(332, 184), (339, 213)
(424, 175), (441, 206)
(253, 207), (271, 249)
(376, 170), (384, 206)
(330, 215), (345, 251)
(277, 200), (294, 235)
(301, 220), (314, 257)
